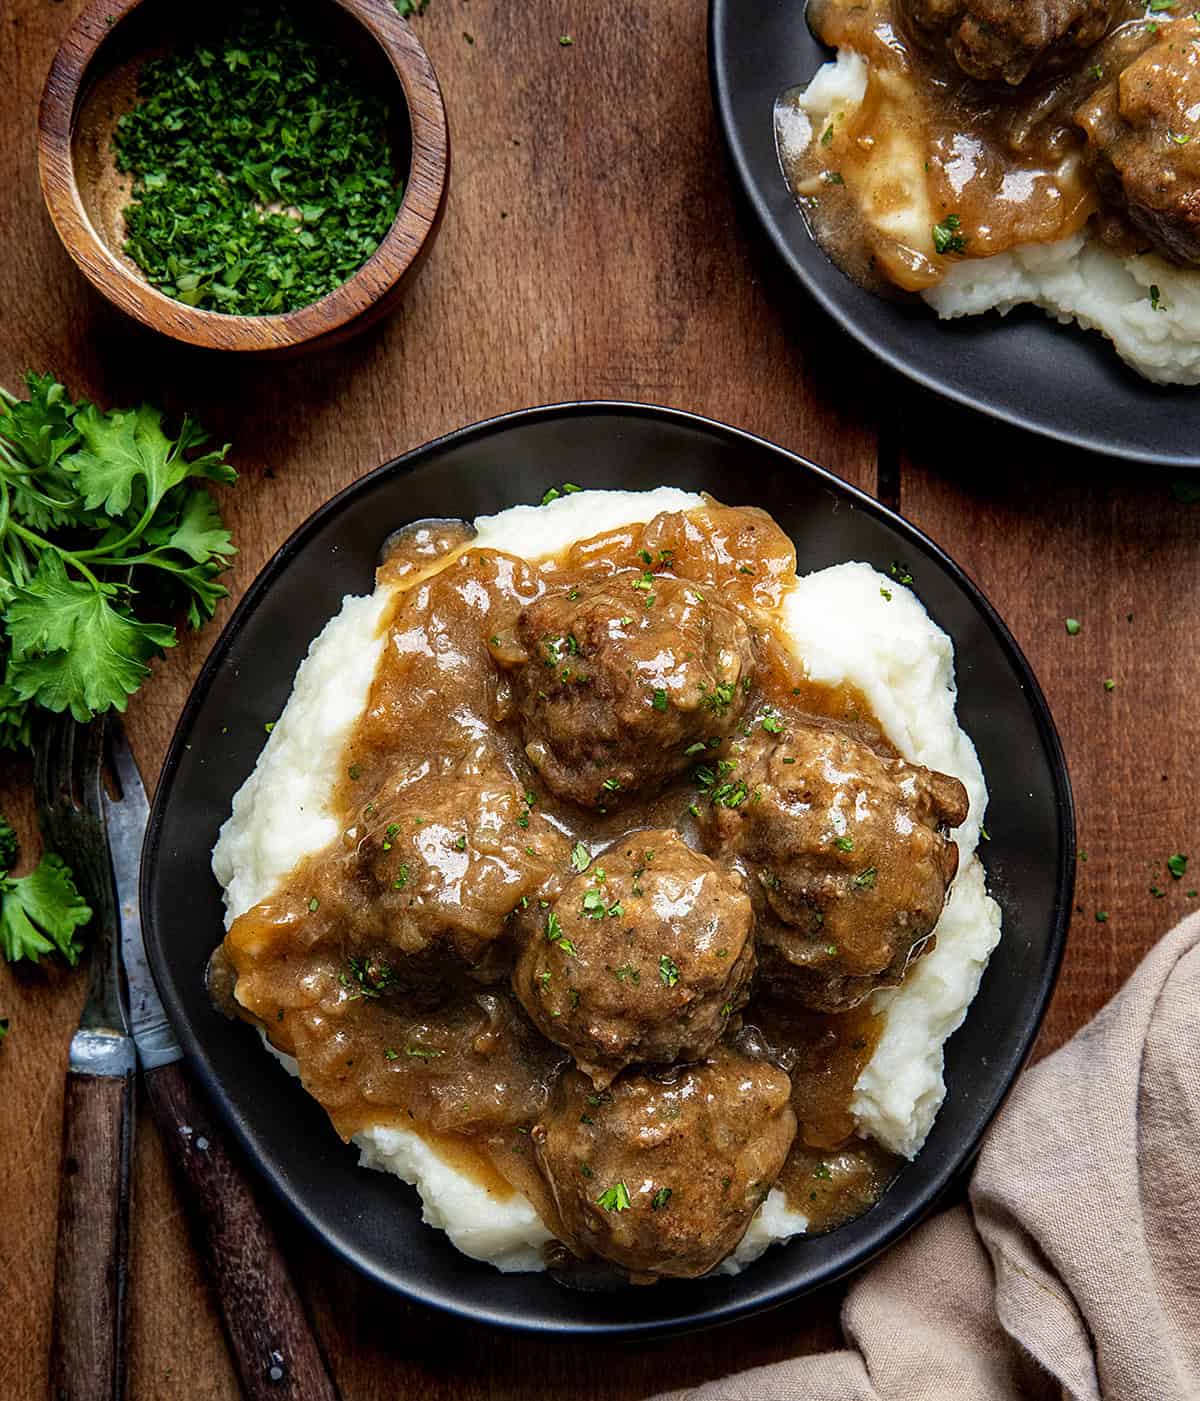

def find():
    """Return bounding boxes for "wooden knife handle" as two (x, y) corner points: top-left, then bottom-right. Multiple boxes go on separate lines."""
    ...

(142, 1060), (341, 1401)
(49, 1071), (135, 1401)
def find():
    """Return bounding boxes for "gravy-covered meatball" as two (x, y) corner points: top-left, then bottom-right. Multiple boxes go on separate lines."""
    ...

(513, 831), (755, 1083)
(899, 0), (1114, 85)
(699, 717), (967, 1012)
(494, 573), (756, 809)
(351, 759), (571, 992)
(1076, 31), (1200, 265)
(534, 1051), (796, 1280)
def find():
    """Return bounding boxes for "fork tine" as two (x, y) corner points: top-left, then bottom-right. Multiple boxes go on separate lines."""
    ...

(32, 709), (127, 1037)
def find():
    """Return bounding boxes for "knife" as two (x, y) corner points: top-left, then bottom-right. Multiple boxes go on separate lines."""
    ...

(104, 720), (342, 1401)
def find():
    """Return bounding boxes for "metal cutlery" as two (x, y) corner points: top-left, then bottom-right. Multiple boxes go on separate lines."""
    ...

(40, 713), (341, 1401)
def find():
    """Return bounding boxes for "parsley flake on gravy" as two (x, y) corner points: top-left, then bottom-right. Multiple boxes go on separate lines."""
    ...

(932, 214), (969, 255)
(596, 1181), (632, 1212)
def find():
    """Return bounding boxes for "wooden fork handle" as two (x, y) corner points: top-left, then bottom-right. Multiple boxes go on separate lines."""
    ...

(49, 1070), (135, 1401)
(142, 1059), (341, 1401)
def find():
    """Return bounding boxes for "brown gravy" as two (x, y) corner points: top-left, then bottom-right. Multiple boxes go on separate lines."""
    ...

(215, 501), (904, 1268)
(782, 0), (1167, 292)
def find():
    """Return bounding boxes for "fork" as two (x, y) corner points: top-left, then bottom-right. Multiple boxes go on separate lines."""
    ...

(35, 712), (135, 1401)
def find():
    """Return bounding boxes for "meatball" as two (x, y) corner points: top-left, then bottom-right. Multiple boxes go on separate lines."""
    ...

(899, 0), (1115, 86)
(1076, 32), (1200, 265)
(534, 1050), (796, 1280)
(494, 573), (756, 809)
(352, 760), (571, 993)
(513, 831), (756, 1083)
(699, 717), (968, 1012)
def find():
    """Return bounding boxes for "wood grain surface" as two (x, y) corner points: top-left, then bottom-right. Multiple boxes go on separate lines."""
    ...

(1, 2), (1197, 1398)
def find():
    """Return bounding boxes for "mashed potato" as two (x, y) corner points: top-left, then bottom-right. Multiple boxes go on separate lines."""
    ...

(783, 50), (1200, 386)
(213, 489), (1000, 1274)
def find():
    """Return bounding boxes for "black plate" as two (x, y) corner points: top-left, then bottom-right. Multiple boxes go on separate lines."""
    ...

(142, 403), (1074, 1337)
(709, 0), (1200, 467)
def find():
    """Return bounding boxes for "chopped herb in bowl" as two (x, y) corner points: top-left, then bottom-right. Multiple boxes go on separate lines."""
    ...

(113, 9), (405, 317)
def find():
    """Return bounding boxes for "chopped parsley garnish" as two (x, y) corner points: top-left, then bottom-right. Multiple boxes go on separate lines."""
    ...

(546, 911), (577, 955)
(341, 956), (395, 1000)
(1168, 853), (1188, 880)
(596, 1181), (631, 1212)
(348, 764), (362, 781)
(612, 962), (640, 984)
(684, 741), (707, 756)
(820, 123), (834, 147)
(835, 836), (855, 852)
(761, 712), (784, 734)
(710, 779), (749, 808)
(582, 889), (606, 919)
(880, 587), (892, 602)
(405, 1045), (445, 1060)
(113, 11), (404, 316)
(392, 864), (409, 889)
(1096, 910), (1109, 923)
(932, 214), (968, 255)
(702, 682), (736, 714)
(602, 777), (622, 792)
(658, 954), (679, 987)
(853, 867), (877, 889)
(571, 842), (590, 873)
(652, 688), (669, 712)
(307, 896), (320, 913)
(1104, 678), (1116, 692)
(813, 1162), (833, 1181)
(1065, 617), (1081, 636)
(384, 1047), (399, 1061)
(539, 483), (583, 505)
(1150, 285), (1166, 312)
(889, 561), (914, 587)
(651, 1187), (672, 1211)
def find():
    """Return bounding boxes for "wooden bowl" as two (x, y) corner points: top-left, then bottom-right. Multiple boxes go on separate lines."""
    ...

(38, 0), (448, 355)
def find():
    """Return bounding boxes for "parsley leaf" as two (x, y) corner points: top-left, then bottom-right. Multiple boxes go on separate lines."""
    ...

(0, 374), (237, 745)
(596, 1181), (631, 1212)
(0, 819), (92, 966)
(932, 214), (969, 255)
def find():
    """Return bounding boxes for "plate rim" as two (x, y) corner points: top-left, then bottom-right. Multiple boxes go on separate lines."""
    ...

(707, 0), (1200, 469)
(140, 399), (1076, 1337)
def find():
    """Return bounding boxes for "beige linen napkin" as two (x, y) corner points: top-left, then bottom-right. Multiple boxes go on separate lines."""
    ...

(656, 913), (1200, 1401)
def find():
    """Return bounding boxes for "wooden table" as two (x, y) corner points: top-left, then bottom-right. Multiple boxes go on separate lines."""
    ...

(2, 2), (1198, 1397)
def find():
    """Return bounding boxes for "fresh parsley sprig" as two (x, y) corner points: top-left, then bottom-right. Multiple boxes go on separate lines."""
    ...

(0, 814), (92, 967)
(0, 372), (237, 747)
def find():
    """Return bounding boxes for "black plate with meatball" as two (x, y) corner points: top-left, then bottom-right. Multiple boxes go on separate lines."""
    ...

(709, 0), (1200, 467)
(141, 403), (1074, 1336)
